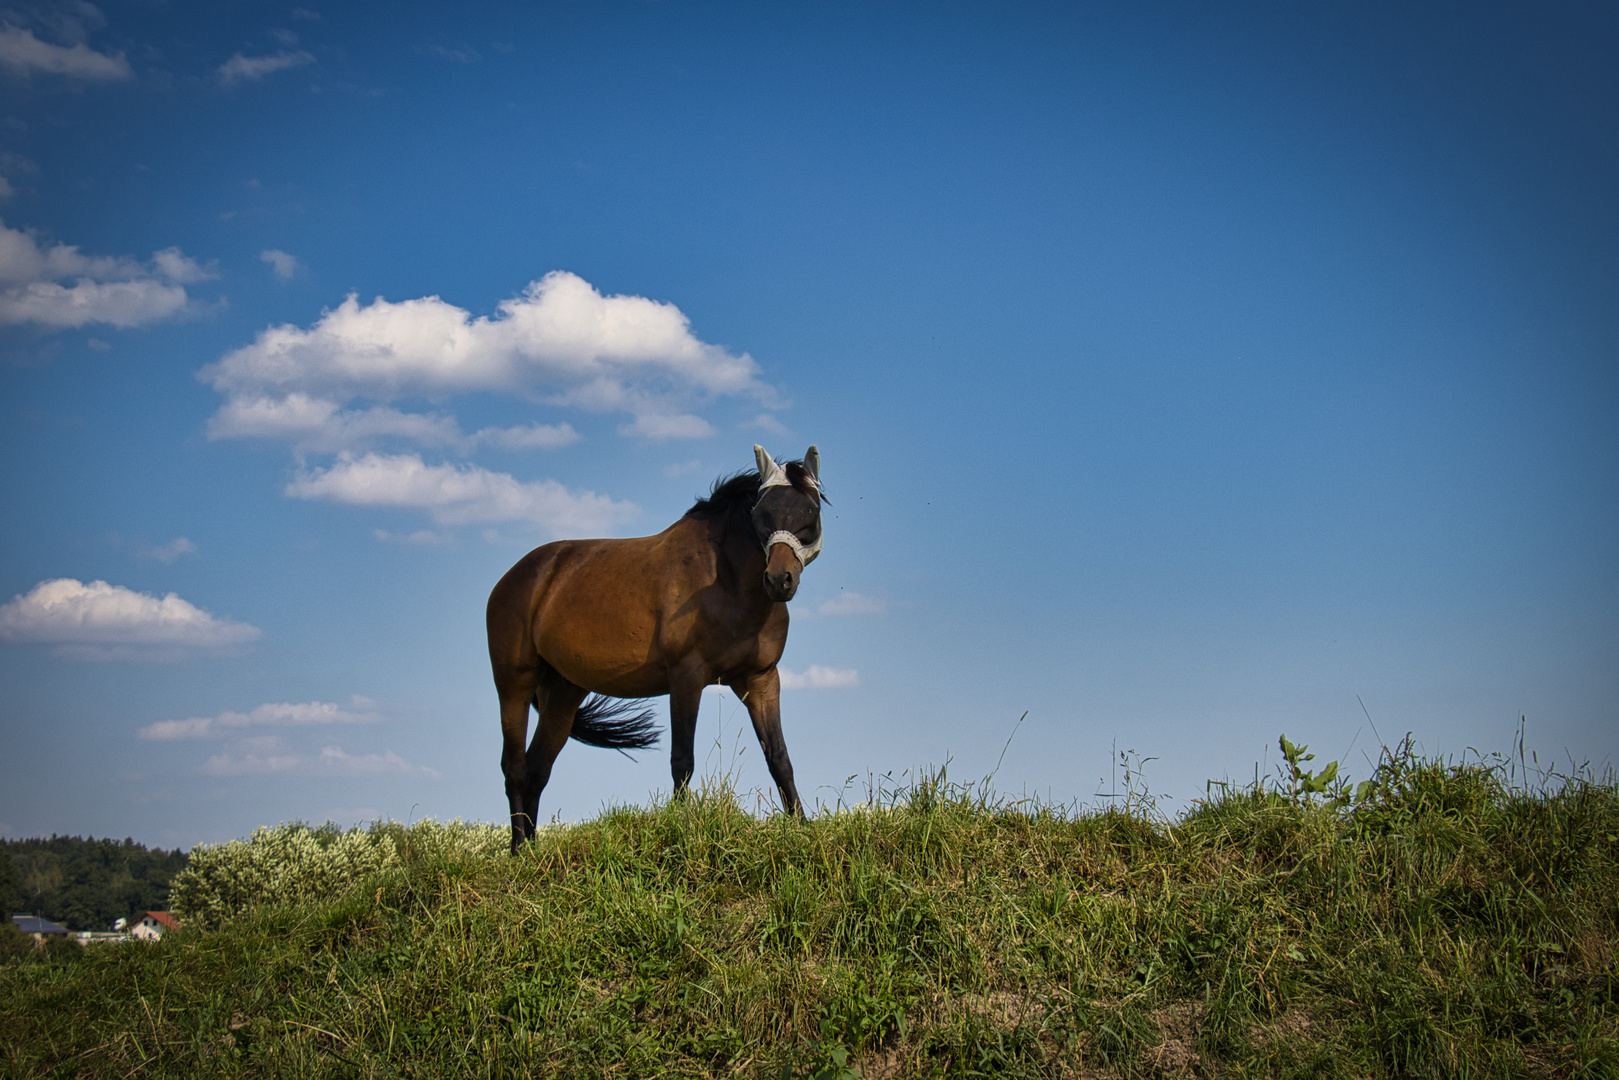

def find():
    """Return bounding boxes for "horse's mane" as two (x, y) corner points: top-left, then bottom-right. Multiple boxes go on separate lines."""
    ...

(686, 461), (825, 519)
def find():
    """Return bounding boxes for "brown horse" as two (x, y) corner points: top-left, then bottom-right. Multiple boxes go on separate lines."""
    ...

(486, 445), (826, 853)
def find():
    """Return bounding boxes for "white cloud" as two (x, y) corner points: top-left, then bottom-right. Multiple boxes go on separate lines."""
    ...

(199, 741), (436, 778)
(750, 412), (791, 436)
(206, 393), (465, 451)
(0, 221), (213, 329)
(260, 248), (301, 279)
(0, 176), (13, 200)
(779, 665), (860, 690)
(199, 271), (773, 529)
(0, 278), (189, 328)
(207, 394), (581, 455)
(202, 742), (301, 776)
(150, 247), (215, 284)
(817, 592), (886, 616)
(284, 452), (637, 535)
(619, 412), (717, 441)
(318, 745), (436, 777)
(200, 270), (768, 413)
(137, 698), (379, 741)
(0, 26), (131, 80)
(139, 537), (197, 564)
(217, 50), (315, 85)
(0, 578), (260, 656)
(474, 422), (579, 450)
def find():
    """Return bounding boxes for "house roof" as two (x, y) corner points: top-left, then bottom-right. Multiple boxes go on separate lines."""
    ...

(11, 914), (69, 935)
(143, 911), (180, 931)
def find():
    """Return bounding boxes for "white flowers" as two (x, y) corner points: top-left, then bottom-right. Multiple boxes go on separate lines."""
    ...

(170, 819), (513, 928)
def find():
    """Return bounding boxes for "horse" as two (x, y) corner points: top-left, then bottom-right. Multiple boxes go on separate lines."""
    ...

(486, 445), (827, 854)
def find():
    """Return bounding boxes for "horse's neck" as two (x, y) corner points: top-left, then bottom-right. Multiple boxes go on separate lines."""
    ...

(708, 507), (771, 603)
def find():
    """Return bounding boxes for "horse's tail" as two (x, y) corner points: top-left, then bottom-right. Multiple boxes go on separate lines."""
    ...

(569, 694), (660, 750)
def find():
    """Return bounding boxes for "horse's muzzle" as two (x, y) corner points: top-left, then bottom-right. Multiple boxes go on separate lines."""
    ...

(763, 543), (802, 602)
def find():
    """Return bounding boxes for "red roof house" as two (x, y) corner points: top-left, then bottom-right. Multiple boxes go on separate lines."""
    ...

(130, 911), (179, 941)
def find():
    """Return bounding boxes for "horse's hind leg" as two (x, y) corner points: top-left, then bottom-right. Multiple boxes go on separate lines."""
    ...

(521, 666), (589, 837)
(495, 664), (541, 855)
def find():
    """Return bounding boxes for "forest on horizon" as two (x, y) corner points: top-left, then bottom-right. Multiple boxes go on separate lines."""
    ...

(1, 836), (188, 932)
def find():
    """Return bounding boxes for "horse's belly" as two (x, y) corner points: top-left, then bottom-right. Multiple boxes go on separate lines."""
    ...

(586, 669), (672, 698)
(535, 621), (667, 695)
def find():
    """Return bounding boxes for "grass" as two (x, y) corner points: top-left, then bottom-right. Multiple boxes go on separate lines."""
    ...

(2, 737), (1615, 1078)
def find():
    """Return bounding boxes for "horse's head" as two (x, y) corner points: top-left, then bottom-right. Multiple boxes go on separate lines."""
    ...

(751, 444), (824, 602)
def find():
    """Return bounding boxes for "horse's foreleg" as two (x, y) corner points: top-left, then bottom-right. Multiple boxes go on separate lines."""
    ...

(667, 661), (708, 797)
(737, 667), (803, 817)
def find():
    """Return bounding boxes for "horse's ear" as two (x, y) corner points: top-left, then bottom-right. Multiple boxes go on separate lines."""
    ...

(804, 445), (820, 481)
(754, 445), (777, 478)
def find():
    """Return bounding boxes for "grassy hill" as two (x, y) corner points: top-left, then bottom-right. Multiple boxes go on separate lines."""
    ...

(1, 739), (1614, 1078)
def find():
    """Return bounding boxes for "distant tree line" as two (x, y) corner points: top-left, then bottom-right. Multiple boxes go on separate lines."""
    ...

(2, 837), (188, 932)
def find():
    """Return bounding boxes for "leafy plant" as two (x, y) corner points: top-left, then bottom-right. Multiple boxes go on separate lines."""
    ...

(1277, 733), (1346, 805)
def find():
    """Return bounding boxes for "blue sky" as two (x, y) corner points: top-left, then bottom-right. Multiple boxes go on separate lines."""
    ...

(1, 1), (1614, 850)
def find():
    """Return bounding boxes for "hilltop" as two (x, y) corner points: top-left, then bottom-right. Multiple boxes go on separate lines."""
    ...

(1, 740), (1614, 1078)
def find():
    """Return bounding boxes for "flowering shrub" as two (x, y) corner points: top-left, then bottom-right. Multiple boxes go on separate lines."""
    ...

(170, 819), (511, 929)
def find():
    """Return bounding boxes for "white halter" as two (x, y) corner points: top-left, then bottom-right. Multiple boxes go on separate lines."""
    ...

(754, 444), (823, 566)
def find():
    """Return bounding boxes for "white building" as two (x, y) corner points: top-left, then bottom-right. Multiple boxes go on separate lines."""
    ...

(130, 911), (179, 941)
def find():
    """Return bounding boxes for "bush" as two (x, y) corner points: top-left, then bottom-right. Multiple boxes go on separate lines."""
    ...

(169, 819), (509, 929)
(0, 921), (33, 963)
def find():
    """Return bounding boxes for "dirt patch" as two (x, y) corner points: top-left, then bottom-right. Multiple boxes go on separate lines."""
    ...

(963, 989), (1050, 1028)
(1145, 1002), (1206, 1076)
(1250, 1007), (1313, 1046)
(854, 1047), (907, 1079)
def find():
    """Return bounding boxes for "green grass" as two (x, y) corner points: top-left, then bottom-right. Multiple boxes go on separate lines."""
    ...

(3, 739), (1615, 1078)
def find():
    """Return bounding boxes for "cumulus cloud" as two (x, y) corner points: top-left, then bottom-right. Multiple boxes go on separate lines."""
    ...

(817, 592), (886, 617)
(0, 578), (260, 657)
(778, 665), (860, 690)
(207, 393), (465, 451)
(200, 270), (768, 416)
(206, 394), (581, 455)
(137, 698), (379, 741)
(259, 248), (301, 279)
(217, 49), (315, 85)
(200, 271), (774, 531)
(0, 222), (214, 329)
(0, 26), (131, 80)
(285, 452), (637, 535)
